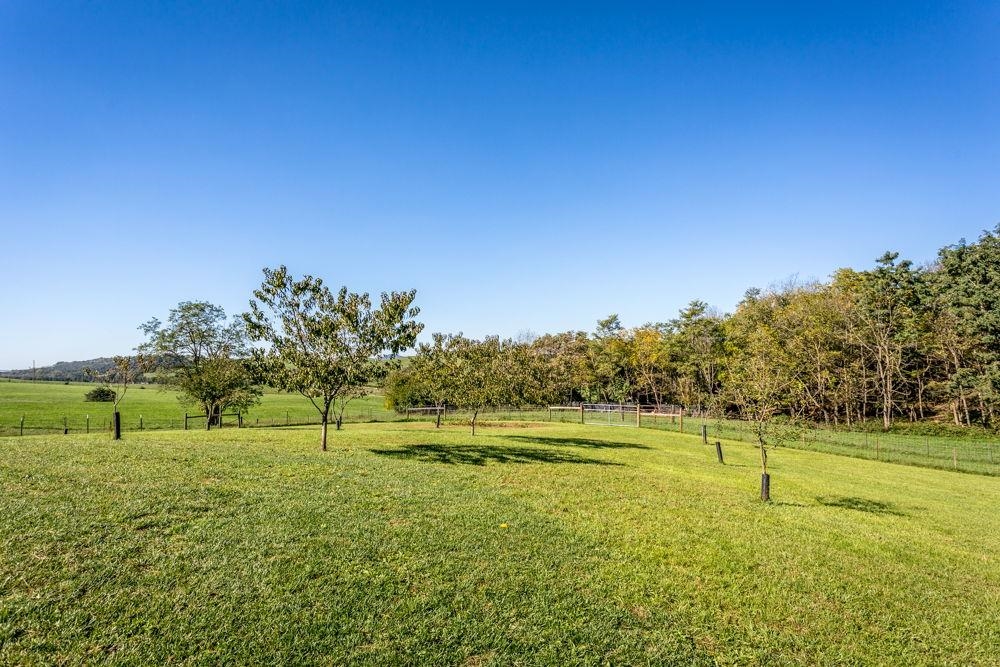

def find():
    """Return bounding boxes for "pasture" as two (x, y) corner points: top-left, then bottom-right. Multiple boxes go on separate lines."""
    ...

(2, 421), (998, 664)
(0, 380), (391, 435)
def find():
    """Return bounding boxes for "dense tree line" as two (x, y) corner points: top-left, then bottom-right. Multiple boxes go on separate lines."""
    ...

(388, 227), (1000, 431)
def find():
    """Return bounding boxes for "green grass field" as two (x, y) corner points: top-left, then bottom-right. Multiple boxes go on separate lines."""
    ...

(2, 422), (998, 664)
(0, 380), (393, 435)
(5, 380), (1000, 476)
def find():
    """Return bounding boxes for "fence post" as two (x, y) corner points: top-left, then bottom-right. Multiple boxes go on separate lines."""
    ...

(953, 447), (957, 470)
(715, 441), (725, 464)
(405, 407), (410, 420)
(86, 415), (90, 434)
(701, 424), (708, 444)
(63, 416), (68, 434)
(286, 411), (290, 426)
(20, 416), (24, 436)
(139, 415), (143, 431)
(636, 404), (640, 427)
(184, 413), (188, 430)
(580, 404), (584, 424)
(678, 411), (683, 432)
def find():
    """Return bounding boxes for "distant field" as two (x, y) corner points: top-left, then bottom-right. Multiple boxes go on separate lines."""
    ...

(1, 422), (998, 664)
(0, 380), (394, 434)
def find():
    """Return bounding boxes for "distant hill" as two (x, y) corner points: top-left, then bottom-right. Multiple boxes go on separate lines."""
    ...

(0, 358), (122, 382)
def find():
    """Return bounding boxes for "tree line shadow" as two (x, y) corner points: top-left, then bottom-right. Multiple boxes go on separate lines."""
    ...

(816, 495), (907, 516)
(370, 442), (623, 466)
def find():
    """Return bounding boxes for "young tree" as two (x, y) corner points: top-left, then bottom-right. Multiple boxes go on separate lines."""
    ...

(243, 266), (422, 450)
(140, 301), (260, 429)
(723, 289), (796, 501)
(85, 354), (152, 440)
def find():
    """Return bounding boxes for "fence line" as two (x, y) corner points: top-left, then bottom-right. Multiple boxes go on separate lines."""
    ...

(4, 404), (998, 477)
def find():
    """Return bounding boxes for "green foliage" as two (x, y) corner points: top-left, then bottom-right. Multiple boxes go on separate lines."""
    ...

(140, 301), (260, 427)
(243, 266), (422, 448)
(83, 386), (116, 402)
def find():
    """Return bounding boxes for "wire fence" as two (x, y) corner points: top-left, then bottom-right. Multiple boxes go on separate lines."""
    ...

(546, 405), (1000, 476)
(4, 403), (998, 477)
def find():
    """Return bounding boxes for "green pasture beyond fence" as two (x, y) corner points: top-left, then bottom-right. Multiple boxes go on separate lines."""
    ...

(4, 401), (999, 477)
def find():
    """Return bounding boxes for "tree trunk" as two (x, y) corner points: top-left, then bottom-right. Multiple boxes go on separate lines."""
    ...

(321, 413), (328, 451)
(471, 410), (478, 436)
(435, 407), (441, 428)
(335, 416), (342, 431)
(113, 410), (121, 440)
(758, 433), (770, 501)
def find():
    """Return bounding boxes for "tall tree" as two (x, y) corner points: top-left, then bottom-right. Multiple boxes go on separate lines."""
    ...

(845, 253), (923, 429)
(243, 266), (422, 450)
(140, 301), (260, 429)
(404, 333), (462, 427)
(671, 300), (725, 412)
(936, 226), (1000, 426)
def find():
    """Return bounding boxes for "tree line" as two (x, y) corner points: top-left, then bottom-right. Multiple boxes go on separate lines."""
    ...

(96, 226), (1000, 453)
(387, 226), (1000, 433)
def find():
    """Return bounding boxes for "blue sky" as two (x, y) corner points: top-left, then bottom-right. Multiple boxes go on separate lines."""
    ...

(1, 1), (997, 369)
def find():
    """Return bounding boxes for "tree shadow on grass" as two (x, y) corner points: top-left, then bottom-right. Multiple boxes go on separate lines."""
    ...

(503, 434), (650, 450)
(816, 496), (907, 516)
(370, 443), (623, 466)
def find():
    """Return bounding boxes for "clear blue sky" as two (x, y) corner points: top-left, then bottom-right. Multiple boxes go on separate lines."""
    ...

(1, 2), (997, 369)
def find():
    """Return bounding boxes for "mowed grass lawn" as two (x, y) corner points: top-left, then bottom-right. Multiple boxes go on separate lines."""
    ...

(2, 423), (998, 665)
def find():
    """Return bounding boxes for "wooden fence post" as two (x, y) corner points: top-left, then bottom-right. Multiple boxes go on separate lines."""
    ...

(20, 416), (24, 436)
(953, 448), (957, 470)
(701, 424), (708, 444)
(678, 412), (683, 432)
(636, 404), (640, 427)
(184, 413), (188, 430)
(715, 441), (725, 464)
(139, 415), (143, 431)
(580, 404), (584, 424)
(86, 415), (90, 434)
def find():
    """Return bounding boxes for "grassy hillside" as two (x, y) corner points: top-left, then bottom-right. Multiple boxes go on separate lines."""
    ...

(1, 423), (997, 664)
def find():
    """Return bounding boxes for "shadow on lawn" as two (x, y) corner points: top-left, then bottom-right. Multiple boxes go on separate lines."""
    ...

(816, 495), (907, 516)
(503, 434), (650, 450)
(370, 443), (622, 466)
